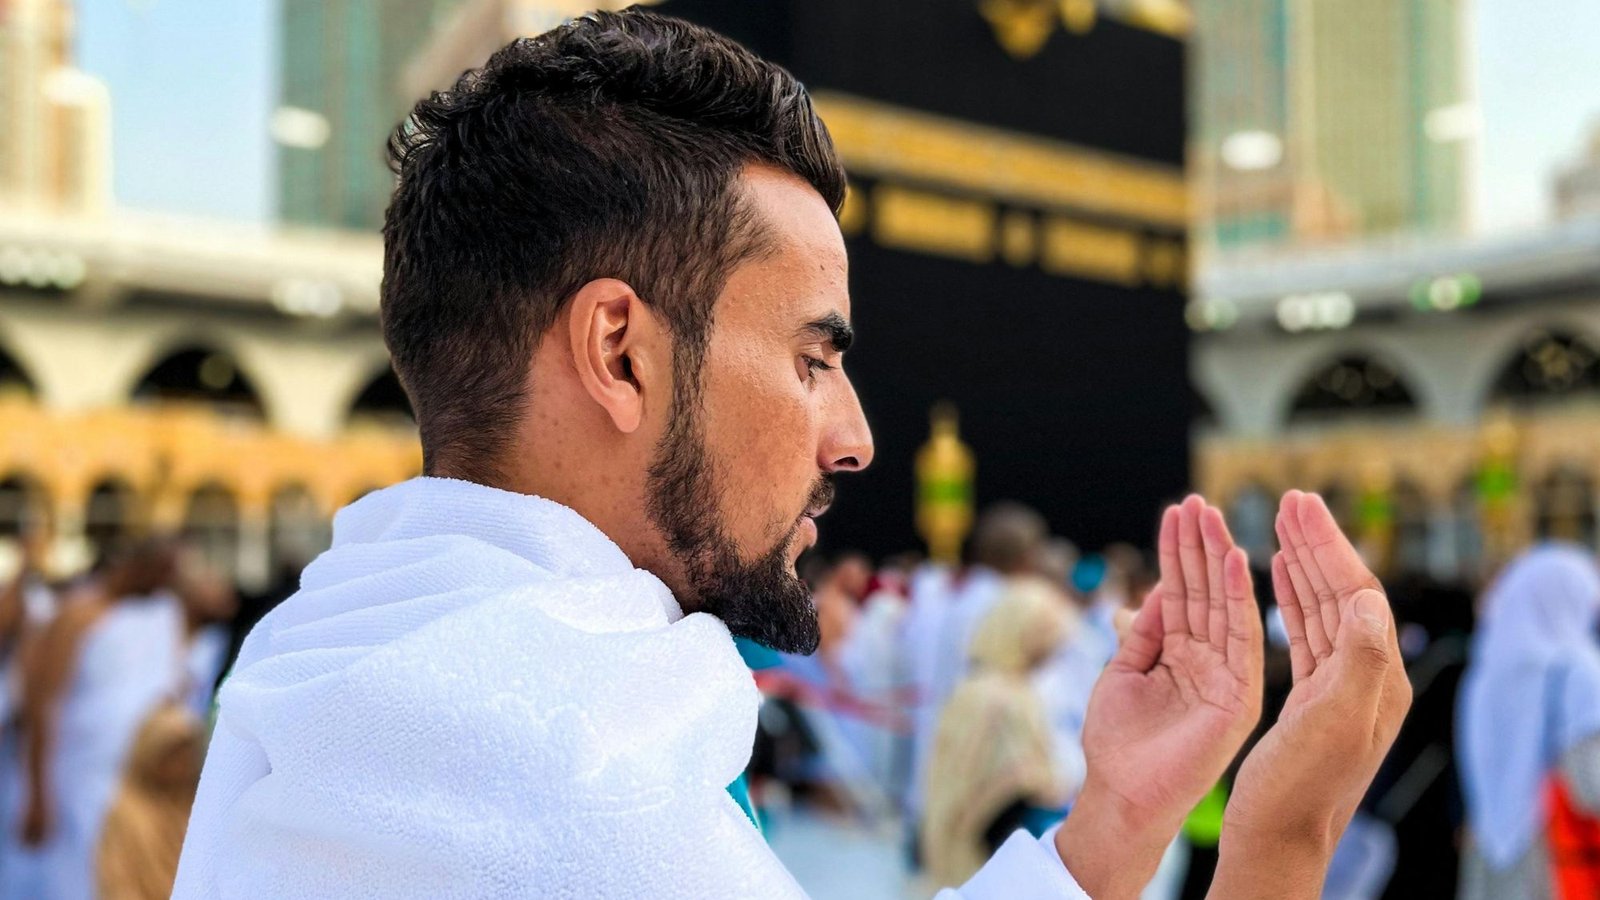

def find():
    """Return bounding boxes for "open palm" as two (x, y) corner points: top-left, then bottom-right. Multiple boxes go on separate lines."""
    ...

(1079, 496), (1263, 824)
(1225, 490), (1411, 842)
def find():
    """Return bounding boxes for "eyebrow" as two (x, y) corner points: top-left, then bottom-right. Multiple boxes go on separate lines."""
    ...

(800, 312), (854, 353)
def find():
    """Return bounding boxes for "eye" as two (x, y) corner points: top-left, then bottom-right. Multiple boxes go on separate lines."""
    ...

(800, 355), (836, 385)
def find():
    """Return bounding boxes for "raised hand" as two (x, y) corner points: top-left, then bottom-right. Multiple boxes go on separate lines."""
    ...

(1056, 495), (1263, 900)
(1211, 490), (1411, 900)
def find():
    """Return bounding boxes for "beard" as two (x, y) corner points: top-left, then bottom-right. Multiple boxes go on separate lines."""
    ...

(645, 373), (832, 655)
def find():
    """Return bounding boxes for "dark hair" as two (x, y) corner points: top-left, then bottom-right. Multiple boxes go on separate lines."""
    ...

(381, 8), (846, 482)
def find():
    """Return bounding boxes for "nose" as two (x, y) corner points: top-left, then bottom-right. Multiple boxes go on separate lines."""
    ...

(821, 378), (874, 474)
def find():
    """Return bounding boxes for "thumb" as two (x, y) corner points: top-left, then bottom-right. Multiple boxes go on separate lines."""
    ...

(1327, 588), (1394, 705)
(1108, 587), (1164, 674)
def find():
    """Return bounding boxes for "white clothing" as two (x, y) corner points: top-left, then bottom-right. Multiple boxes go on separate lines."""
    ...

(837, 589), (908, 797)
(183, 624), (229, 718)
(38, 593), (188, 900)
(174, 477), (1087, 899)
(908, 568), (1003, 819)
(1458, 544), (1600, 870)
(898, 563), (952, 816)
(1031, 614), (1109, 806)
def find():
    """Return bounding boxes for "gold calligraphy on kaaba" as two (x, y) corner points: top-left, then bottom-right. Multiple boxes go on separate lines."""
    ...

(814, 92), (1188, 287)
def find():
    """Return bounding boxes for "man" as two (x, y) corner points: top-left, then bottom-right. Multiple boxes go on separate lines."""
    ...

(174, 11), (1409, 898)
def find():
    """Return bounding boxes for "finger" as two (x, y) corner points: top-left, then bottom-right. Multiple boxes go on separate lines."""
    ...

(1276, 491), (1334, 660)
(1297, 492), (1384, 614)
(1223, 546), (1262, 683)
(1325, 588), (1394, 721)
(1109, 586), (1165, 674)
(1286, 493), (1348, 641)
(1178, 495), (1210, 640)
(1157, 505), (1186, 638)
(1200, 504), (1235, 647)
(1271, 552), (1315, 682)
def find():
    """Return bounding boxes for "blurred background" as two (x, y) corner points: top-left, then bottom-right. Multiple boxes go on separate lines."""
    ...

(1, 0), (1599, 898)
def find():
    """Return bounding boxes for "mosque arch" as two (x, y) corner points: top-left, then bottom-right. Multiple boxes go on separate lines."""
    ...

(1488, 327), (1600, 406)
(1286, 354), (1419, 424)
(131, 344), (265, 419)
(0, 341), (37, 399)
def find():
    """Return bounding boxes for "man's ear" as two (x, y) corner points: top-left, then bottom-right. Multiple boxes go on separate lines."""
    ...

(566, 278), (664, 434)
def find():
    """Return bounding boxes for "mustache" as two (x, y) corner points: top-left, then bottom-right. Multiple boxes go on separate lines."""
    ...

(803, 476), (836, 520)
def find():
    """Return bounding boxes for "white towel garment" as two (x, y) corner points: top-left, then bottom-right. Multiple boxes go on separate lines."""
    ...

(173, 476), (1086, 899)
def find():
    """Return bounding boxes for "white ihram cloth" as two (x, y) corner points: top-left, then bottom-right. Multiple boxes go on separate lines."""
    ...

(173, 477), (1087, 899)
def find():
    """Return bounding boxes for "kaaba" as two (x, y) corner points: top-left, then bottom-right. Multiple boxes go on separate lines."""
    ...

(660, 0), (1191, 558)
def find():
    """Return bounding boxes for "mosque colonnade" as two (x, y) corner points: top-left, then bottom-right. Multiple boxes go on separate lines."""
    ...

(0, 297), (419, 589)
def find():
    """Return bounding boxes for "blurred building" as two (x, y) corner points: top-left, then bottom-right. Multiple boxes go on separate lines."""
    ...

(1191, 0), (1473, 254)
(277, 0), (467, 230)
(0, 2), (416, 588)
(0, 0), (111, 215)
(0, 211), (417, 586)
(0, 0), (1191, 586)
(1191, 220), (1600, 584)
(1554, 125), (1600, 221)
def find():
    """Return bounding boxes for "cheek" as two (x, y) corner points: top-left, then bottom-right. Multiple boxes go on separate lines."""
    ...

(701, 364), (821, 534)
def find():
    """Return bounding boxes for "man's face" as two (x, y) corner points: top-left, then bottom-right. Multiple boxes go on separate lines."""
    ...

(645, 166), (873, 654)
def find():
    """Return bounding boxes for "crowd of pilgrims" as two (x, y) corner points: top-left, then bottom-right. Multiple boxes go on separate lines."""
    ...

(0, 532), (290, 900)
(756, 503), (1600, 899)
(0, 498), (1594, 899)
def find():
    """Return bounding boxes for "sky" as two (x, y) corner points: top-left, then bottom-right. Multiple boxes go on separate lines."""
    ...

(70, 0), (1600, 232)
(1473, 0), (1600, 231)
(76, 0), (275, 222)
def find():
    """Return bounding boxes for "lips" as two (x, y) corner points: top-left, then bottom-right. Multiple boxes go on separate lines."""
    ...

(799, 516), (819, 547)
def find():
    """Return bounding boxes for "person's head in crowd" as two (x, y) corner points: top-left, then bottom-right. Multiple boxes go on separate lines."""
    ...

(1126, 557), (1159, 608)
(968, 501), (1048, 576)
(381, 10), (870, 654)
(102, 536), (179, 600)
(172, 543), (240, 627)
(17, 518), (52, 574)
(967, 578), (1074, 676)
(867, 552), (920, 599)
(1477, 543), (1600, 651)
(798, 554), (832, 593)
(826, 551), (872, 602)
(1071, 554), (1107, 605)
(1099, 541), (1146, 606)
(1033, 537), (1079, 593)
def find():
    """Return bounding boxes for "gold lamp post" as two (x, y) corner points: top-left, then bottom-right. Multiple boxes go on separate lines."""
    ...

(915, 402), (975, 566)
